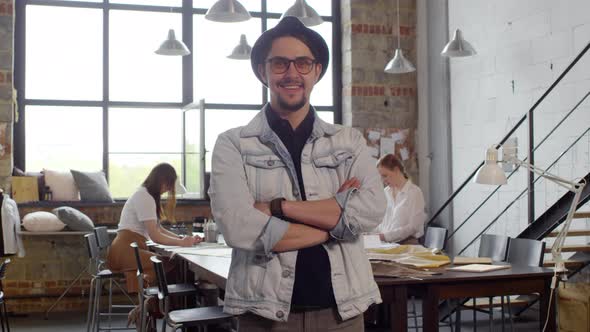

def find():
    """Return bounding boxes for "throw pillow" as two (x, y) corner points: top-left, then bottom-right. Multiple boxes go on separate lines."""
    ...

(43, 169), (80, 201)
(52, 206), (94, 231)
(22, 211), (66, 232)
(70, 170), (114, 202)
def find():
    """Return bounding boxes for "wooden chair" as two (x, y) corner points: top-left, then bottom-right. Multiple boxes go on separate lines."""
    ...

(150, 256), (234, 331)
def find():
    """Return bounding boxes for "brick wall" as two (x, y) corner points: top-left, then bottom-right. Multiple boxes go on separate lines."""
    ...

(447, 0), (590, 254)
(341, 0), (419, 181)
(5, 202), (210, 313)
(0, 0), (12, 191)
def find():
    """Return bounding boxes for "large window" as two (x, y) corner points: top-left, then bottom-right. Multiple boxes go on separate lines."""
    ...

(15, 0), (340, 198)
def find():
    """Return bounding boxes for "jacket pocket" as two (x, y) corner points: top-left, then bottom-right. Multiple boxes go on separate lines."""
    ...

(244, 155), (289, 202)
(312, 150), (353, 168)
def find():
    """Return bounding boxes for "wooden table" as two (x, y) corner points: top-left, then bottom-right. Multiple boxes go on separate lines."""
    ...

(154, 245), (556, 332)
(376, 266), (556, 332)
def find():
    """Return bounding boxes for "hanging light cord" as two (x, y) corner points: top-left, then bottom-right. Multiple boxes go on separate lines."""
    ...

(396, 0), (401, 49)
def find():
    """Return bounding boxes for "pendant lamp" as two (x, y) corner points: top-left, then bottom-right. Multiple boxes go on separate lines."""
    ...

(227, 34), (252, 60)
(384, 0), (415, 74)
(441, 29), (477, 57)
(281, 0), (323, 27)
(205, 0), (251, 23)
(155, 29), (190, 56)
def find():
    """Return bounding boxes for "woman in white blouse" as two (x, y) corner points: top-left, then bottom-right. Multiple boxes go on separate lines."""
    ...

(375, 154), (427, 243)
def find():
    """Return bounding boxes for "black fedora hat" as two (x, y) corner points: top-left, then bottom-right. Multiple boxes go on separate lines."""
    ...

(250, 16), (329, 86)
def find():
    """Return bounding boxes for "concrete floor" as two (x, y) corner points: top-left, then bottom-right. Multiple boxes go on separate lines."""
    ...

(9, 302), (543, 332)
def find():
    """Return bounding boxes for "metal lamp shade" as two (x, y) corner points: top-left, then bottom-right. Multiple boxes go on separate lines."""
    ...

(474, 147), (507, 185)
(205, 0), (251, 23)
(281, 0), (323, 27)
(384, 48), (416, 74)
(441, 29), (477, 57)
(155, 29), (190, 56)
(227, 34), (252, 60)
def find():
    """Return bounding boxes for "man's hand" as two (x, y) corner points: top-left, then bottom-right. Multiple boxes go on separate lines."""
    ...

(338, 177), (361, 193)
(254, 202), (271, 216)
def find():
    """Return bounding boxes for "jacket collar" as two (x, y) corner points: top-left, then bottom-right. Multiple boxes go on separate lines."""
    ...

(240, 103), (340, 142)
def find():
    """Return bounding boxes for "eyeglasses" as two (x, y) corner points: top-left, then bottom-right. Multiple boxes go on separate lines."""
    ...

(265, 56), (317, 74)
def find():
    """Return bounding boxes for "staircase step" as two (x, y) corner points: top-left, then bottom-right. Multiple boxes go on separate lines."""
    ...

(547, 230), (590, 237)
(544, 244), (590, 253)
(574, 212), (590, 219)
(543, 259), (587, 269)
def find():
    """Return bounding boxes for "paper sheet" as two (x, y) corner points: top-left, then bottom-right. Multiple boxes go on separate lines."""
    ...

(362, 234), (399, 250)
(380, 137), (396, 156)
(400, 147), (409, 161)
(367, 130), (381, 141)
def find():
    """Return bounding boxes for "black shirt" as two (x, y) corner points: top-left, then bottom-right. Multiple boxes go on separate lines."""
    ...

(265, 106), (336, 309)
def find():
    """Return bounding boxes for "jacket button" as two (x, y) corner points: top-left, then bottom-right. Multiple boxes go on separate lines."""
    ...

(293, 190), (299, 197)
(267, 160), (275, 166)
(276, 310), (284, 319)
(282, 270), (291, 278)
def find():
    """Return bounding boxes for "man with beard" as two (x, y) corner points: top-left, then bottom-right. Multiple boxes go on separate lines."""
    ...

(208, 16), (386, 331)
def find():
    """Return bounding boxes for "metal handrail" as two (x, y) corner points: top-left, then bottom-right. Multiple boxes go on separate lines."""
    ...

(427, 41), (590, 226)
(456, 127), (590, 255)
(447, 91), (590, 240)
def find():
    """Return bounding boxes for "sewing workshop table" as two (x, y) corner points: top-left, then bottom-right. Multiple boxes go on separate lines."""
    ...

(152, 244), (556, 332)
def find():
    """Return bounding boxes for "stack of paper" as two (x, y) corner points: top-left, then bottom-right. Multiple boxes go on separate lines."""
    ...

(446, 264), (510, 273)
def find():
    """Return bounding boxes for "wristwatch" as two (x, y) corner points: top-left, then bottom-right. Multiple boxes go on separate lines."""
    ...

(270, 197), (286, 218)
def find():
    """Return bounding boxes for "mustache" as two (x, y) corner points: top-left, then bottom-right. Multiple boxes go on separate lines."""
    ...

(277, 78), (304, 86)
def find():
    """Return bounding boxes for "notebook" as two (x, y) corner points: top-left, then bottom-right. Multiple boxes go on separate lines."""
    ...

(446, 264), (510, 273)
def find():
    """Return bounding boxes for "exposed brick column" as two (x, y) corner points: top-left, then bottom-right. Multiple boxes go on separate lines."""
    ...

(0, 0), (12, 191)
(341, 0), (418, 178)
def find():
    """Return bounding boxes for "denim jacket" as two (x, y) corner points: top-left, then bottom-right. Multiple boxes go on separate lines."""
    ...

(209, 105), (386, 322)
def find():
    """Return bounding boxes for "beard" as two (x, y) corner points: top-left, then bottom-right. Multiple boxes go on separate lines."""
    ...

(277, 94), (307, 112)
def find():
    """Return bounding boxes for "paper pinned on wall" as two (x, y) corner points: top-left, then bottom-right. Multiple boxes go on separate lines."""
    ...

(368, 146), (379, 158)
(390, 131), (404, 143)
(380, 137), (396, 156)
(367, 130), (381, 142)
(400, 147), (410, 161)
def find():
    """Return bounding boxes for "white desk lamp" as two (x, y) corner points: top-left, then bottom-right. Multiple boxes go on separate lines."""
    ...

(474, 145), (586, 274)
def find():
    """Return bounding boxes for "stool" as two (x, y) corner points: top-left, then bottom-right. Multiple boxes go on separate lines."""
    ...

(85, 233), (135, 332)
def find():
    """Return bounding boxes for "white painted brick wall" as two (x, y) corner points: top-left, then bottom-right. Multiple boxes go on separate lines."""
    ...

(448, 0), (590, 252)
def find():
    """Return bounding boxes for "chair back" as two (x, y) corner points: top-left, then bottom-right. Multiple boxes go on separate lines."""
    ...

(424, 227), (448, 250)
(478, 234), (510, 262)
(150, 256), (169, 299)
(84, 233), (100, 260)
(506, 238), (546, 267)
(0, 259), (10, 280)
(94, 226), (111, 249)
(130, 242), (144, 275)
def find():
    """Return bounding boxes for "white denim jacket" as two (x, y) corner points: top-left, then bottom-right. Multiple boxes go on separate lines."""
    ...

(209, 105), (386, 322)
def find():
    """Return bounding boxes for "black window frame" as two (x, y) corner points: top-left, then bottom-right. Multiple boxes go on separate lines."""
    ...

(13, 0), (342, 196)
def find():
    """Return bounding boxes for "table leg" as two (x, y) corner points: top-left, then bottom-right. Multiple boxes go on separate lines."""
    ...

(390, 286), (408, 332)
(422, 286), (439, 332)
(539, 277), (556, 332)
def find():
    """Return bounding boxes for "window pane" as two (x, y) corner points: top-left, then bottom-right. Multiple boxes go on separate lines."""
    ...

(317, 111), (334, 124)
(194, 15), (262, 104)
(25, 106), (103, 172)
(205, 109), (258, 171)
(265, 19), (333, 106)
(108, 154), (181, 198)
(109, 108), (183, 153)
(26, 6), (102, 100)
(194, 0), (260, 12)
(185, 152), (202, 195)
(110, 0), (181, 6)
(267, 0), (331, 16)
(184, 107), (201, 153)
(110, 10), (182, 102)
